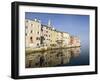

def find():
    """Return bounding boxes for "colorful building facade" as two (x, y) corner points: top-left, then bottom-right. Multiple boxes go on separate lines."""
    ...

(70, 36), (80, 47)
(41, 25), (51, 47)
(62, 32), (70, 47)
(25, 19), (80, 49)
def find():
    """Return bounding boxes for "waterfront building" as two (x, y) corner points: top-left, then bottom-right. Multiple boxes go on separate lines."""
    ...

(50, 29), (58, 47)
(70, 36), (80, 46)
(25, 19), (80, 49)
(41, 24), (51, 47)
(62, 32), (70, 47)
(25, 19), (41, 48)
(56, 31), (63, 47)
(74, 37), (80, 46)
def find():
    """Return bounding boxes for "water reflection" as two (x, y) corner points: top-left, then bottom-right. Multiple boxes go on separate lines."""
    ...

(25, 47), (80, 68)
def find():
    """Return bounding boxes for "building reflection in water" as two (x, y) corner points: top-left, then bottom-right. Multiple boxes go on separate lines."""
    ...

(25, 47), (81, 68)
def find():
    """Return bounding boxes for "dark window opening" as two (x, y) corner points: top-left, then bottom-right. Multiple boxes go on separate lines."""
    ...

(25, 33), (27, 36)
(26, 20), (28, 22)
(41, 27), (43, 31)
(31, 30), (33, 33)
(37, 32), (39, 34)
(37, 43), (39, 46)
(36, 37), (40, 40)
(25, 26), (28, 29)
(30, 37), (33, 43)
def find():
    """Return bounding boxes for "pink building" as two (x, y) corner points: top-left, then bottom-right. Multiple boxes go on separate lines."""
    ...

(70, 36), (80, 46)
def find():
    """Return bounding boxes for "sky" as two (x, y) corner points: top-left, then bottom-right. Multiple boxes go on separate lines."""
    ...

(25, 12), (89, 47)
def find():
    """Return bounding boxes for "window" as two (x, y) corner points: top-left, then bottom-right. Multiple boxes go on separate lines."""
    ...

(37, 31), (39, 34)
(41, 27), (43, 31)
(46, 34), (47, 37)
(46, 31), (48, 33)
(31, 30), (33, 33)
(36, 37), (40, 40)
(26, 20), (28, 23)
(25, 26), (28, 29)
(37, 43), (39, 46)
(25, 33), (27, 36)
(30, 37), (33, 43)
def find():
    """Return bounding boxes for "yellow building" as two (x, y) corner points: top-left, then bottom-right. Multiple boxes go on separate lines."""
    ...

(62, 32), (70, 47)
(50, 29), (58, 47)
(25, 19), (41, 48)
(56, 31), (63, 47)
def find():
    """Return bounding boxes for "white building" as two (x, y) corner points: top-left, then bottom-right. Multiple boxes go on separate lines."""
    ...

(41, 25), (51, 46)
(25, 19), (41, 48)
